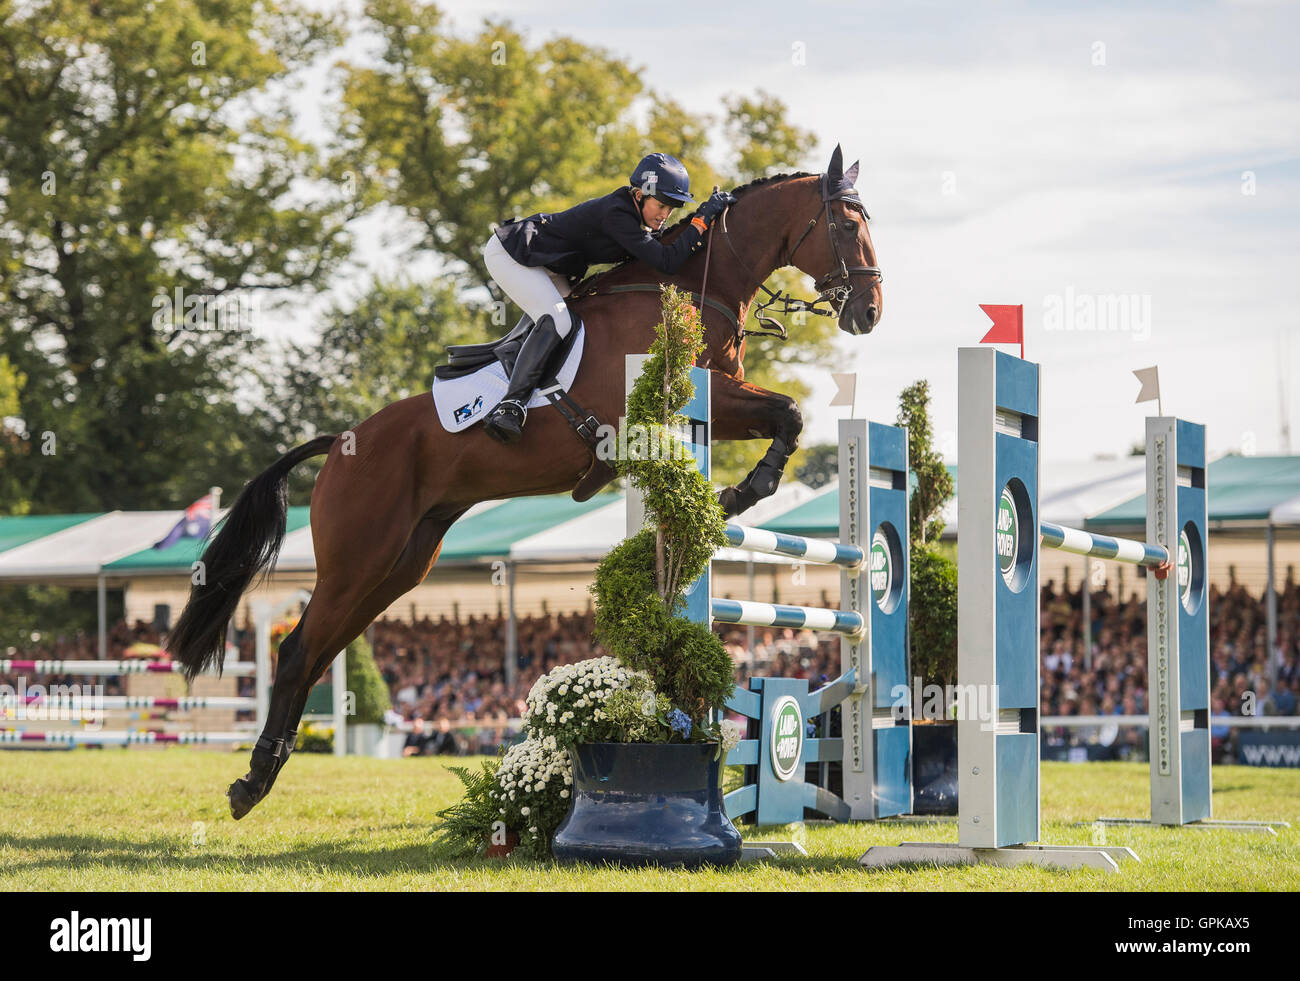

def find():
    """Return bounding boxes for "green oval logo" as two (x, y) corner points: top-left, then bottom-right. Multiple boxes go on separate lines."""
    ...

(997, 486), (1019, 586)
(770, 696), (803, 782)
(870, 531), (891, 608)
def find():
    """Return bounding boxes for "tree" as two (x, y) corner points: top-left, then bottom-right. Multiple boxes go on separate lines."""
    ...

(897, 380), (957, 689)
(898, 380), (954, 545)
(0, 356), (27, 514)
(336, 0), (652, 291)
(0, 0), (353, 512)
(280, 277), (496, 434)
(723, 91), (813, 182)
(794, 443), (838, 489)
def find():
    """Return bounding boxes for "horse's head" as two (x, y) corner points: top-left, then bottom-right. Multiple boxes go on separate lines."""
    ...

(785, 145), (883, 336)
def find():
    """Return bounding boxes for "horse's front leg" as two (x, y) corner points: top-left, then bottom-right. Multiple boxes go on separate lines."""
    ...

(709, 374), (804, 519)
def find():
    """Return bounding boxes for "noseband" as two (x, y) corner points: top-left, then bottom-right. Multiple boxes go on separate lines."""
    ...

(714, 173), (883, 339)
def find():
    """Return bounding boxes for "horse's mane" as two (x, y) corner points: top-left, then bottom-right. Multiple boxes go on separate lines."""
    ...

(570, 170), (817, 296)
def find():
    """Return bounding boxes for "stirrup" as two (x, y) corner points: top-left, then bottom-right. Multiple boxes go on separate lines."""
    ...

(497, 399), (527, 422)
(484, 399), (528, 444)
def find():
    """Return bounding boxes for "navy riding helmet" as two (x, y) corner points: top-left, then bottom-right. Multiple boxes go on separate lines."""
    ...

(629, 153), (695, 207)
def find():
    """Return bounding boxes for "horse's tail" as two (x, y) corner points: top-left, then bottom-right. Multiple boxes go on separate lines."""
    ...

(169, 435), (338, 682)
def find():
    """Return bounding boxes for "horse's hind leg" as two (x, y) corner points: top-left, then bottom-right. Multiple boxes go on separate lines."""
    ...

(294, 509), (467, 708)
(227, 510), (464, 819)
(226, 619), (315, 820)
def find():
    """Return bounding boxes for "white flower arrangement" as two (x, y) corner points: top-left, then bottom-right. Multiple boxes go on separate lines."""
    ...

(523, 656), (647, 747)
(488, 735), (572, 854)
(443, 656), (733, 858)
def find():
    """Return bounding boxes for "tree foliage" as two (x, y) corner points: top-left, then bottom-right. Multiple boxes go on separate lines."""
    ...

(724, 90), (814, 183)
(279, 277), (495, 436)
(898, 380), (954, 545)
(896, 380), (958, 688)
(0, 0), (353, 513)
(591, 287), (732, 723)
(337, 0), (649, 290)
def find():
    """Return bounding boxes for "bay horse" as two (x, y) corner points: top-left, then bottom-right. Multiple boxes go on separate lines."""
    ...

(169, 144), (883, 818)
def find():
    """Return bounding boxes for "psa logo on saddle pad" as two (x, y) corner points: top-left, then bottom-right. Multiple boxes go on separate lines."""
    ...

(454, 395), (485, 424)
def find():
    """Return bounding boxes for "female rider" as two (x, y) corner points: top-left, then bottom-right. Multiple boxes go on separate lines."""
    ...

(480, 152), (735, 443)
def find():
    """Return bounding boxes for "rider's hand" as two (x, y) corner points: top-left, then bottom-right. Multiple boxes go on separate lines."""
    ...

(695, 190), (736, 226)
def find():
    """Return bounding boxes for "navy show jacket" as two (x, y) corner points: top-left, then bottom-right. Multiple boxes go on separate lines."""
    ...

(494, 187), (704, 284)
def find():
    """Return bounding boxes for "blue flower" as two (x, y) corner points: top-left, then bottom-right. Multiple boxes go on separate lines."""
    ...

(667, 709), (692, 738)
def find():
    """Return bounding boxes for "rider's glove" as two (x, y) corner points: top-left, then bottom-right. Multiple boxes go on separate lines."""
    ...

(690, 191), (736, 233)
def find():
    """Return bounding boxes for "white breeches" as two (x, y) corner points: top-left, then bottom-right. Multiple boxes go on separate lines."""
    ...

(483, 233), (575, 339)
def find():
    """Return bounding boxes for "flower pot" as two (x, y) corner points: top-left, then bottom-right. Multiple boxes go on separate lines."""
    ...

(551, 742), (743, 868)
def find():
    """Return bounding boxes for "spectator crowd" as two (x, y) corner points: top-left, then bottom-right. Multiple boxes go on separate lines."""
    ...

(4, 568), (1298, 762)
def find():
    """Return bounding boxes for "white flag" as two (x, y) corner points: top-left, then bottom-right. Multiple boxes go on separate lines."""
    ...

(829, 372), (856, 407)
(1133, 366), (1160, 404)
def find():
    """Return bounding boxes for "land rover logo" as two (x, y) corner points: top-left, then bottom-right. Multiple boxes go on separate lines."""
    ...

(770, 695), (803, 782)
(870, 531), (891, 608)
(1178, 529), (1193, 612)
(997, 486), (1018, 586)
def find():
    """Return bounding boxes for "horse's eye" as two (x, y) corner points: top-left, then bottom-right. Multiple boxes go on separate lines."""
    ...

(842, 220), (857, 234)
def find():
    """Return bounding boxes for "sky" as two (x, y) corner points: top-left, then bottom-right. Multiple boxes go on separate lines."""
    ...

(279, 0), (1299, 466)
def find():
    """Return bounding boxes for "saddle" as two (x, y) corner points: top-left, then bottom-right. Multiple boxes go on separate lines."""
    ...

(433, 314), (617, 502)
(435, 314), (555, 380)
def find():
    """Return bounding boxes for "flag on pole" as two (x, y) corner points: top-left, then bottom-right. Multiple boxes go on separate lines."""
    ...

(829, 372), (857, 415)
(153, 494), (215, 550)
(1133, 365), (1162, 416)
(978, 303), (1025, 360)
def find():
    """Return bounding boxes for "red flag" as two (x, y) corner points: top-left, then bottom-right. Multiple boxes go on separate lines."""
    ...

(978, 304), (1024, 360)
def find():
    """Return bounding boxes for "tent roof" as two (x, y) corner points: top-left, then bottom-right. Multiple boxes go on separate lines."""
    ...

(0, 513), (103, 555)
(1039, 458), (1150, 528)
(0, 512), (184, 582)
(1085, 455), (1300, 530)
(251, 494), (623, 573)
(7, 452), (1298, 583)
(104, 507), (308, 572)
(1268, 492), (1300, 525)
(507, 481), (819, 564)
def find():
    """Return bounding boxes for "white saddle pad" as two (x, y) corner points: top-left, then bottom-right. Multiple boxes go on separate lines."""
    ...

(431, 325), (586, 433)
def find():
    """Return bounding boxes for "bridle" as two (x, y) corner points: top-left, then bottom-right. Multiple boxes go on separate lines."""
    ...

(710, 173), (884, 339)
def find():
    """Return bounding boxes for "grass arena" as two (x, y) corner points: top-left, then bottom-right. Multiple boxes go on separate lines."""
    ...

(3, 751), (1296, 891)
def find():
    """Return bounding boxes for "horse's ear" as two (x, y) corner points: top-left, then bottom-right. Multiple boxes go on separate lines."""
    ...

(845, 159), (860, 187)
(827, 144), (843, 180)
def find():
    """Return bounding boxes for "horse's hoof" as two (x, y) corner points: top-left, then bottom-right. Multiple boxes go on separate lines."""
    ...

(718, 486), (741, 519)
(227, 779), (258, 820)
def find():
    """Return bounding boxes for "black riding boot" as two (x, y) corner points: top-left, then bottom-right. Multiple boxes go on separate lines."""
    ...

(483, 315), (564, 444)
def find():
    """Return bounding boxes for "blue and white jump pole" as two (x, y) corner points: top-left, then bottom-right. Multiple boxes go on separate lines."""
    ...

(624, 355), (912, 826)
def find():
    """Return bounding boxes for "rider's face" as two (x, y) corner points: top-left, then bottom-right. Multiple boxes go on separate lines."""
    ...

(636, 191), (675, 230)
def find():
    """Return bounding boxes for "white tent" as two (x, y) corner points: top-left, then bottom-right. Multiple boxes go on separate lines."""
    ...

(506, 481), (819, 564)
(0, 511), (184, 582)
